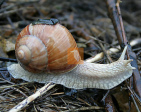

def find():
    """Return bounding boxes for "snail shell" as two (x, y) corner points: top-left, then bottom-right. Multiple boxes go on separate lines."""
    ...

(15, 24), (81, 73)
(7, 23), (135, 89)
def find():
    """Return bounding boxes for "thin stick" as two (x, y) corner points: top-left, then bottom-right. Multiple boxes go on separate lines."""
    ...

(9, 82), (56, 112)
(116, 0), (127, 44)
(0, 57), (17, 62)
(105, 0), (141, 98)
(61, 106), (104, 112)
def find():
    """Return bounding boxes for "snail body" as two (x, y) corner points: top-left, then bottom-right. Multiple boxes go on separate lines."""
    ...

(8, 22), (135, 89)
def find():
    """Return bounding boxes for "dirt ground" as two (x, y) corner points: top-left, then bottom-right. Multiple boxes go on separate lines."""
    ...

(0, 0), (141, 112)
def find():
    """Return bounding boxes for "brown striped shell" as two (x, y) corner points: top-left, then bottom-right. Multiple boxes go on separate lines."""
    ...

(15, 23), (81, 73)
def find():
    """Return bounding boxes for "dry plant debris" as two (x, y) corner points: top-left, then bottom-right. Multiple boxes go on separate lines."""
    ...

(0, 0), (141, 112)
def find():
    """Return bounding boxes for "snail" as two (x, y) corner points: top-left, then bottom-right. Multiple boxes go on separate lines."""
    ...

(7, 19), (135, 89)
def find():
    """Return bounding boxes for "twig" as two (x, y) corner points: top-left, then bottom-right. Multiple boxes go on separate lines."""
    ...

(10, 87), (28, 97)
(0, 82), (31, 89)
(127, 86), (141, 106)
(0, 0), (5, 8)
(9, 82), (56, 112)
(86, 38), (141, 63)
(116, 0), (127, 44)
(0, 8), (23, 18)
(0, 78), (15, 85)
(105, 0), (123, 45)
(0, 67), (8, 71)
(99, 43), (113, 63)
(6, 15), (18, 34)
(105, 0), (141, 98)
(101, 90), (110, 102)
(130, 94), (140, 112)
(0, 57), (17, 62)
(62, 106), (104, 112)
(0, 0), (39, 13)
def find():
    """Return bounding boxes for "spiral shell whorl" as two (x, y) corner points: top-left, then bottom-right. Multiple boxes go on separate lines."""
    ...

(16, 35), (48, 73)
(17, 45), (31, 64)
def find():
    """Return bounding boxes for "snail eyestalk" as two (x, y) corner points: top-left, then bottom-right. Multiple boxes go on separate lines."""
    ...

(17, 50), (24, 59)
